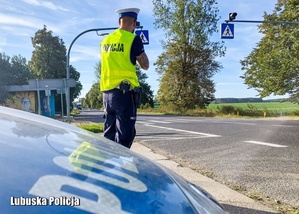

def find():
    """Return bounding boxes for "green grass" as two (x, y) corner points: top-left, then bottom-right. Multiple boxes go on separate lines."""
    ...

(208, 102), (299, 111)
(77, 123), (104, 133)
(207, 102), (299, 117)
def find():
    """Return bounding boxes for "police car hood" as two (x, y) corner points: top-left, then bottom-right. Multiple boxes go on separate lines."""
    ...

(0, 106), (224, 214)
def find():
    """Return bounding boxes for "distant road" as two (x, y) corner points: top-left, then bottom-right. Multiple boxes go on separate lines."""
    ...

(74, 110), (299, 209)
(73, 109), (105, 123)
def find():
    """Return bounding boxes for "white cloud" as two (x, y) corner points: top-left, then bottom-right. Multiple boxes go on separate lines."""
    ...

(22, 0), (69, 11)
(0, 13), (38, 28)
(70, 45), (100, 63)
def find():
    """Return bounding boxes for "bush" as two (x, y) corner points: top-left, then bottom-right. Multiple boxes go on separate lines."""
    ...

(245, 104), (264, 117)
(292, 110), (299, 116)
(216, 105), (236, 115)
(140, 103), (152, 109)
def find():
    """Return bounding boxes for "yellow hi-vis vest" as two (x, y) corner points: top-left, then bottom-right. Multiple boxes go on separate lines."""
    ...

(100, 29), (140, 91)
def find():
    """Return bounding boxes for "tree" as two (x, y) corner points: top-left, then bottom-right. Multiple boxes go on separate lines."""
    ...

(136, 67), (154, 108)
(9, 55), (34, 85)
(153, 0), (225, 111)
(69, 65), (83, 102)
(30, 25), (82, 112)
(240, 0), (299, 102)
(30, 25), (66, 79)
(87, 61), (154, 109)
(0, 53), (32, 103)
(84, 62), (103, 109)
(0, 53), (32, 85)
(85, 83), (103, 109)
(0, 53), (12, 103)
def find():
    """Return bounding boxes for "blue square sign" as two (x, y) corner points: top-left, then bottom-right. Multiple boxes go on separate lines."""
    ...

(221, 23), (234, 39)
(135, 30), (149, 45)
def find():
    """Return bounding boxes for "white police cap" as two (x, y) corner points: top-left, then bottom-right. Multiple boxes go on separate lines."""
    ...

(115, 8), (140, 20)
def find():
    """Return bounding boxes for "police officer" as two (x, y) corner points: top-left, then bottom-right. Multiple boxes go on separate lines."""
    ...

(100, 8), (149, 148)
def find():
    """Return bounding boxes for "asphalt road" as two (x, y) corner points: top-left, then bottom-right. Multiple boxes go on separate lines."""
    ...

(73, 110), (299, 210)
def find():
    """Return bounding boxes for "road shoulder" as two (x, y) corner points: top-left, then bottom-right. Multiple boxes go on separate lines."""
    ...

(131, 142), (278, 214)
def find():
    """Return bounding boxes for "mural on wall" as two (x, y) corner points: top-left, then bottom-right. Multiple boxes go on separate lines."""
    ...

(6, 91), (36, 113)
(40, 91), (55, 117)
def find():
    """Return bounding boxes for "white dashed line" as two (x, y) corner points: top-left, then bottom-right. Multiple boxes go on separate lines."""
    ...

(145, 124), (221, 138)
(272, 124), (294, 128)
(244, 140), (288, 148)
(148, 120), (172, 124)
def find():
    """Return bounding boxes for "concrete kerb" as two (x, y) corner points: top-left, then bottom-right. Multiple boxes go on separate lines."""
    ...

(131, 142), (278, 214)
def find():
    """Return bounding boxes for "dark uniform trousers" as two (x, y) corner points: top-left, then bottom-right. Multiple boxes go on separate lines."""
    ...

(103, 89), (137, 149)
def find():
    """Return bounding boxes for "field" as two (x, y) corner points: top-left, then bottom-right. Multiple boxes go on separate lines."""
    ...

(207, 101), (299, 117)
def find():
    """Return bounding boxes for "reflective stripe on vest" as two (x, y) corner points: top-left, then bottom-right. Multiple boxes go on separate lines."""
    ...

(100, 29), (140, 91)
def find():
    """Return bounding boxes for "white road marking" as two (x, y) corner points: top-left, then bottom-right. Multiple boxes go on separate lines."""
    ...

(272, 124), (294, 128)
(148, 120), (172, 124)
(162, 119), (205, 123)
(136, 121), (149, 124)
(136, 135), (212, 141)
(244, 140), (288, 148)
(145, 124), (221, 138)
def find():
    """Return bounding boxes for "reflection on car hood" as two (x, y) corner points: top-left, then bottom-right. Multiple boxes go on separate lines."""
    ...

(0, 107), (224, 213)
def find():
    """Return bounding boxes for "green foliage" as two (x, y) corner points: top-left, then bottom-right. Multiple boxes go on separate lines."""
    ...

(85, 62), (102, 109)
(69, 65), (83, 102)
(71, 108), (81, 115)
(0, 53), (32, 85)
(0, 53), (32, 103)
(85, 83), (103, 109)
(77, 123), (104, 133)
(138, 101), (299, 118)
(30, 26), (82, 113)
(136, 67), (154, 107)
(30, 25), (66, 79)
(153, 0), (225, 111)
(9, 55), (33, 85)
(240, 1), (299, 101)
(216, 105), (236, 115)
(0, 53), (12, 103)
(140, 103), (152, 109)
(209, 102), (299, 117)
(90, 61), (154, 109)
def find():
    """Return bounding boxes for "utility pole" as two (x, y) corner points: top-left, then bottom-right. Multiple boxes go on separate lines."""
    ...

(65, 27), (117, 123)
(66, 24), (143, 122)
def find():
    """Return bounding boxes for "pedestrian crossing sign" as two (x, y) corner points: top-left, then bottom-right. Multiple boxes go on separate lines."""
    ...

(221, 23), (234, 39)
(135, 30), (149, 45)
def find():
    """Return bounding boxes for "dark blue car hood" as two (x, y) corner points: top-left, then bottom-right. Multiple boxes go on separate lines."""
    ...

(0, 107), (224, 214)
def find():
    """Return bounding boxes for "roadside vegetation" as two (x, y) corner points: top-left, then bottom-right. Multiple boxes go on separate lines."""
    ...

(138, 101), (299, 118)
(74, 101), (299, 122)
(76, 122), (103, 133)
(208, 101), (299, 117)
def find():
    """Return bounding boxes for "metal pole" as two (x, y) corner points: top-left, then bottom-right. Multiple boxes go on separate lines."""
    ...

(61, 90), (64, 117)
(65, 27), (118, 122)
(36, 79), (41, 115)
(225, 20), (299, 25)
(65, 26), (143, 122)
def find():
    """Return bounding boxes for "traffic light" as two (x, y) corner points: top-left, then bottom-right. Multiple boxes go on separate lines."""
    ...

(229, 12), (237, 21)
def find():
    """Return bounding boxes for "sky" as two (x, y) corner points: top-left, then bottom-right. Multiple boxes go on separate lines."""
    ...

(0, 0), (286, 100)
